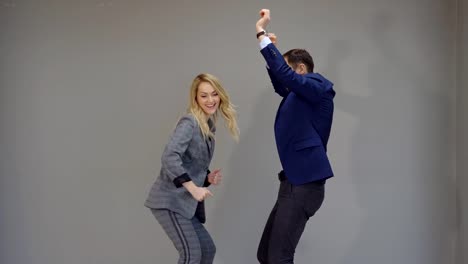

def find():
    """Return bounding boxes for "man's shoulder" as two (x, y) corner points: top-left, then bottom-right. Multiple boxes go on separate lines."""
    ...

(305, 72), (331, 82)
(305, 73), (334, 92)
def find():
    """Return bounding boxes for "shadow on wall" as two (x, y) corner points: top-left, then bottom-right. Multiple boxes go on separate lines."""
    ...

(325, 12), (454, 264)
(203, 10), (454, 263)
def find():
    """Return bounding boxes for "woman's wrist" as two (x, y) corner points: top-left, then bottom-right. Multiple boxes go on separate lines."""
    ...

(182, 181), (197, 192)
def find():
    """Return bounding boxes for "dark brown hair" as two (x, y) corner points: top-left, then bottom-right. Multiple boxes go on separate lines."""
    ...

(283, 49), (314, 73)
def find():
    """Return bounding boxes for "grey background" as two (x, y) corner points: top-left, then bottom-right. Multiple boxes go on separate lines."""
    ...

(457, 0), (468, 263)
(0, 0), (465, 264)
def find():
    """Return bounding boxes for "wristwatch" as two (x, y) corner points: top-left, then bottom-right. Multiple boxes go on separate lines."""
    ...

(256, 30), (267, 39)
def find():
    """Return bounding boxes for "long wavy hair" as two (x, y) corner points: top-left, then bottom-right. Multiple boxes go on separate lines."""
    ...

(188, 73), (239, 141)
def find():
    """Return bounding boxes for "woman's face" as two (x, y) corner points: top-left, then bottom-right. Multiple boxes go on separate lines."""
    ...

(196, 81), (220, 116)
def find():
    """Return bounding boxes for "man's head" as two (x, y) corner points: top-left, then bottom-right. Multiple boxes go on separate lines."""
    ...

(283, 49), (314, 75)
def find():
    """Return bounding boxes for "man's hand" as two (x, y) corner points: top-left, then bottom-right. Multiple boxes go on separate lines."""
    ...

(267, 32), (277, 45)
(256, 9), (271, 32)
(207, 169), (223, 185)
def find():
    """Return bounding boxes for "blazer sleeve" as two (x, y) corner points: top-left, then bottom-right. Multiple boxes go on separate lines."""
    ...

(161, 115), (195, 188)
(267, 68), (290, 97)
(260, 43), (328, 104)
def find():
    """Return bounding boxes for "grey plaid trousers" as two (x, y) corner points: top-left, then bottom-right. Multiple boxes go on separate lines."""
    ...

(151, 209), (216, 264)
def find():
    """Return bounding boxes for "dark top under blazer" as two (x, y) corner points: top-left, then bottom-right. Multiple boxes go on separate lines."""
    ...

(261, 43), (335, 185)
(145, 114), (215, 219)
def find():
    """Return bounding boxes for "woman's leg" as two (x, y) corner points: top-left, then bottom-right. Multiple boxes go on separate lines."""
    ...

(152, 209), (203, 264)
(191, 217), (216, 264)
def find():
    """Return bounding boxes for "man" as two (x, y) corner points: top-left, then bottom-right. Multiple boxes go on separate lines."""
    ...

(255, 9), (336, 264)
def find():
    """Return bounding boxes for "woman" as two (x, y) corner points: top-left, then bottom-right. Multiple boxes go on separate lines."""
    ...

(145, 73), (239, 264)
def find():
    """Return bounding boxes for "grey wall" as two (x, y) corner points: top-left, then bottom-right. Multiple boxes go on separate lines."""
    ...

(457, 0), (468, 263)
(0, 1), (459, 264)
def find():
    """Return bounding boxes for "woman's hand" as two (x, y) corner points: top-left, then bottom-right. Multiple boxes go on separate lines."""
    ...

(183, 181), (213, 202)
(190, 187), (213, 202)
(207, 169), (223, 185)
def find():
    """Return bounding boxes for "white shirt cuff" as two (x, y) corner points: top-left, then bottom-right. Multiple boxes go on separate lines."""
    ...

(259, 37), (272, 50)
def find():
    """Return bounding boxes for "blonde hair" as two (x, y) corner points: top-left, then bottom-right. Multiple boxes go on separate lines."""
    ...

(188, 73), (239, 141)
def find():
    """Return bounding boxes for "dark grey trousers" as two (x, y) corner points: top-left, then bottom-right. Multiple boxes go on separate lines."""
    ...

(151, 209), (216, 264)
(257, 177), (325, 264)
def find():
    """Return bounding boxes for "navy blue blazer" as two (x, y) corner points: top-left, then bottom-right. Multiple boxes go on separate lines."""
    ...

(261, 43), (335, 185)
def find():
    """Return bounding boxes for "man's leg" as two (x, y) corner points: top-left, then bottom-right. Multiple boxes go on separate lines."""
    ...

(257, 201), (279, 263)
(267, 180), (325, 264)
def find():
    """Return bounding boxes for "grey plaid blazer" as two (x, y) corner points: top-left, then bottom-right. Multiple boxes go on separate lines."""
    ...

(145, 114), (215, 220)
